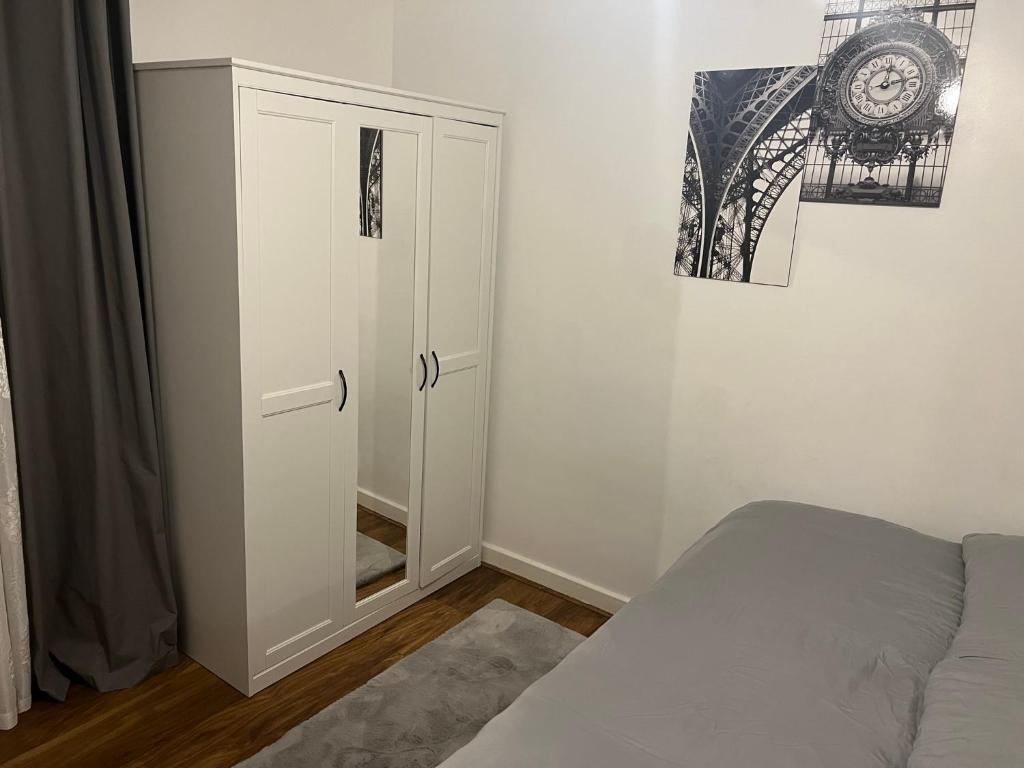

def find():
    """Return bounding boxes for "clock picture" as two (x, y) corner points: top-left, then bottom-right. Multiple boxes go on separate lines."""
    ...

(800, 1), (979, 208)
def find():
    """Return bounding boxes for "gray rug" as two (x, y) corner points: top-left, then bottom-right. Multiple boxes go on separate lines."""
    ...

(356, 532), (407, 589)
(235, 600), (584, 768)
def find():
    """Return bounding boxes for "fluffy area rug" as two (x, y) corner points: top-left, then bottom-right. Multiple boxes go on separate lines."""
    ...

(235, 599), (584, 767)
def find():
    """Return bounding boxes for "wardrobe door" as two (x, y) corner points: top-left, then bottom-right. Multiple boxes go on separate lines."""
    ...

(238, 89), (358, 674)
(346, 106), (432, 616)
(420, 119), (498, 586)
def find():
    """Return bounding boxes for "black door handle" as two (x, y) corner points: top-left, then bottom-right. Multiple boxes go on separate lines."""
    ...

(419, 353), (428, 392)
(338, 369), (348, 412)
(430, 351), (440, 388)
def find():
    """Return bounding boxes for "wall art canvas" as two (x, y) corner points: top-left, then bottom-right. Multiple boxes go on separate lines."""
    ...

(675, 66), (817, 286)
(801, 0), (979, 208)
(360, 127), (383, 238)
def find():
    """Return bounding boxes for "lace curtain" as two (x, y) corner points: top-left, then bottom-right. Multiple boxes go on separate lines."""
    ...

(0, 319), (30, 729)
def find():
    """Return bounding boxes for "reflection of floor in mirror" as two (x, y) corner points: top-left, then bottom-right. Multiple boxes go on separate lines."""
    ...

(356, 507), (407, 601)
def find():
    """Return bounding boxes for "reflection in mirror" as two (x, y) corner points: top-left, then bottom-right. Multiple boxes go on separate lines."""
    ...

(359, 128), (383, 239)
(356, 126), (417, 602)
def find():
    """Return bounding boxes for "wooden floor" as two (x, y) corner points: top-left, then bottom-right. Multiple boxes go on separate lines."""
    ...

(0, 566), (608, 768)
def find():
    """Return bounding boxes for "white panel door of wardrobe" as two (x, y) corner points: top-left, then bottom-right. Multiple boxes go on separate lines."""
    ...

(239, 88), (359, 673)
(420, 118), (498, 586)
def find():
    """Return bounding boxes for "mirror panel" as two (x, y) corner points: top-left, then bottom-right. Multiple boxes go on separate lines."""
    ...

(355, 124), (420, 602)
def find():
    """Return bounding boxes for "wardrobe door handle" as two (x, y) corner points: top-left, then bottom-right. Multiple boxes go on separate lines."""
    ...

(338, 369), (348, 412)
(419, 353), (428, 392)
(430, 351), (440, 388)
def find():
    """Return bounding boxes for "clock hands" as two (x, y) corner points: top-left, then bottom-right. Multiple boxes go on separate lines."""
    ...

(880, 63), (900, 90)
(870, 64), (905, 97)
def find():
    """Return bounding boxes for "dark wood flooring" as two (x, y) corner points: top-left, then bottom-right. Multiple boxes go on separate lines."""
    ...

(356, 507), (408, 601)
(0, 566), (608, 768)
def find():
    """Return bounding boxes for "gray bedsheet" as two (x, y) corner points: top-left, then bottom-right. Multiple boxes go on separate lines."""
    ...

(908, 533), (1024, 768)
(440, 501), (965, 768)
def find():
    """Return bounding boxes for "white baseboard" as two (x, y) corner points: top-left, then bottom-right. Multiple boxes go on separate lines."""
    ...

(481, 542), (629, 614)
(357, 488), (408, 526)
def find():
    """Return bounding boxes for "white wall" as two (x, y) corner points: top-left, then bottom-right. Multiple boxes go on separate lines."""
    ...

(130, 0), (394, 84)
(394, 0), (1024, 600)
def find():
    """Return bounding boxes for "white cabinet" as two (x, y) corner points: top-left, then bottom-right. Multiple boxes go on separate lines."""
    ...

(135, 59), (501, 695)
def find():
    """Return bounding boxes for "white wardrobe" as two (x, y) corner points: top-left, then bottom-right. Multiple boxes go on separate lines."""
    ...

(135, 59), (501, 695)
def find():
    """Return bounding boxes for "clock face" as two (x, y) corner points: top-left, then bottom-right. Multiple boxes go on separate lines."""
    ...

(840, 43), (934, 127)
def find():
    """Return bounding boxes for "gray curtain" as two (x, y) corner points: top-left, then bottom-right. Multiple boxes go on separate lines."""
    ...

(0, 0), (177, 699)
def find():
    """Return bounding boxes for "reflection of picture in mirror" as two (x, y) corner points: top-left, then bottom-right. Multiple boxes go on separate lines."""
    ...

(360, 127), (383, 238)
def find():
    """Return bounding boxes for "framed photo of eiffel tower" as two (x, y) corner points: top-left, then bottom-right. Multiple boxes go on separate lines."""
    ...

(675, 66), (817, 286)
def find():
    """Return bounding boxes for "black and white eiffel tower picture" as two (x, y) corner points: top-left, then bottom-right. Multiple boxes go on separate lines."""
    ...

(675, 66), (817, 286)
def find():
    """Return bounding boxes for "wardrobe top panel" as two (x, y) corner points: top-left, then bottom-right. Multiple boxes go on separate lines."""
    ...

(134, 58), (505, 125)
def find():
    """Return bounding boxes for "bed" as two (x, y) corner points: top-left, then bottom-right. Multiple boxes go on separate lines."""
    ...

(441, 501), (1023, 768)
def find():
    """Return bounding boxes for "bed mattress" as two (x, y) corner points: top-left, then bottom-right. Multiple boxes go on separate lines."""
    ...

(440, 501), (967, 768)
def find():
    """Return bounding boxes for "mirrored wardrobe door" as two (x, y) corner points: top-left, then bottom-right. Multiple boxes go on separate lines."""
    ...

(345, 106), (432, 616)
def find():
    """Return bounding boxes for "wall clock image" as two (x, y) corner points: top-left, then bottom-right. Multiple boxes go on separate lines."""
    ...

(800, 2), (978, 208)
